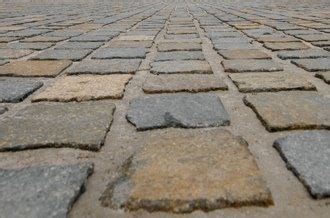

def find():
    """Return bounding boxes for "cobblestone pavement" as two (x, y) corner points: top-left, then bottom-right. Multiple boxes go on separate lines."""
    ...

(0, 0), (329, 217)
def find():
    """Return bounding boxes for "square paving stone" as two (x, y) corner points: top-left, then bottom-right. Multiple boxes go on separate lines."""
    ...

(31, 49), (92, 61)
(157, 42), (202, 52)
(257, 35), (300, 43)
(0, 78), (43, 102)
(0, 60), (8, 66)
(295, 34), (330, 42)
(20, 36), (68, 43)
(0, 49), (33, 59)
(222, 59), (283, 73)
(32, 75), (132, 102)
(155, 51), (204, 61)
(0, 106), (7, 115)
(91, 48), (147, 59)
(229, 72), (316, 93)
(109, 40), (153, 48)
(243, 92), (330, 132)
(263, 42), (310, 51)
(291, 58), (330, 72)
(0, 101), (115, 151)
(0, 163), (93, 218)
(164, 34), (199, 40)
(67, 59), (141, 75)
(8, 42), (54, 50)
(0, 60), (72, 77)
(55, 42), (104, 50)
(213, 42), (256, 50)
(100, 129), (273, 212)
(315, 71), (330, 84)
(117, 35), (155, 41)
(143, 74), (227, 93)
(69, 35), (113, 42)
(151, 60), (212, 74)
(126, 93), (230, 131)
(273, 131), (330, 199)
(277, 49), (330, 60)
(218, 49), (270, 59)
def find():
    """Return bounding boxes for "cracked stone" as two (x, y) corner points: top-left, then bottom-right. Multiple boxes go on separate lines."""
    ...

(277, 49), (330, 60)
(100, 128), (273, 213)
(243, 91), (330, 132)
(291, 58), (330, 72)
(263, 42), (310, 51)
(0, 163), (93, 218)
(0, 60), (72, 77)
(0, 101), (115, 151)
(229, 72), (316, 92)
(32, 75), (132, 102)
(151, 60), (212, 74)
(0, 78), (43, 103)
(67, 59), (141, 75)
(222, 59), (283, 72)
(217, 49), (270, 59)
(155, 51), (204, 61)
(32, 49), (92, 61)
(126, 93), (230, 131)
(0, 49), (33, 59)
(143, 74), (227, 93)
(157, 42), (201, 52)
(315, 71), (330, 84)
(91, 48), (147, 59)
(273, 131), (330, 199)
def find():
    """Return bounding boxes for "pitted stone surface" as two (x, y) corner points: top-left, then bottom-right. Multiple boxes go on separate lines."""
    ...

(0, 101), (115, 151)
(277, 49), (330, 60)
(0, 163), (93, 218)
(151, 60), (212, 74)
(244, 92), (330, 131)
(100, 129), (273, 212)
(155, 51), (204, 61)
(55, 42), (104, 50)
(222, 59), (283, 72)
(32, 75), (132, 102)
(91, 48), (147, 59)
(263, 42), (310, 51)
(0, 78), (43, 102)
(315, 71), (330, 84)
(291, 58), (330, 72)
(229, 72), (316, 92)
(126, 93), (230, 130)
(143, 74), (227, 93)
(109, 40), (153, 48)
(67, 59), (141, 75)
(8, 42), (54, 50)
(157, 42), (202, 51)
(274, 131), (330, 199)
(32, 49), (92, 61)
(0, 60), (72, 77)
(217, 49), (270, 59)
(0, 49), (33, 59)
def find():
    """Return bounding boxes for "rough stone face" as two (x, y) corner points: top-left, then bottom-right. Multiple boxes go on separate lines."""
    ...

(315, 71), (330, 84)
(0, 101), (115, 151)
(100, 129), (273, 212)
(0, 163), (93, 218)
(257, 35), (300, 43)
(0, 106), (7, 115)
(117, 35), (154, 41)
(217, 49), (270, 59)
(151, 60), (212, 74)
(0, 60), (72, 77)
(32, 75), (132, 102)
(291, 58), (330, 72)
(69, 35), (113, 42)
(295, 34), (330, 42)
(155, 51), (204, 61)
(243, 92), (330, 132)
(157, 42), (201, 51)
(229, 72), (316, 92)
(213, 42), (256, 50)
(0, 60), (8, 66)
(67, 59), (141, 75)
(109, 40), (153, 48)
(91, 48), (147, 59)
(31, 49), (92, 61)
(263, 42), (310, 51)
(143, 74), (227, 93)
(273, 131), (330, 199)
(0, 78), (43, 103)
(8, 42), (55, 50)
(0, 49), (33, 59)
(222, 59), (283, 72)
(126, 93), (230, 130)
(277, 49), (330, 60)
(55, 42), (104, 50)
(20, 36), (68, 43)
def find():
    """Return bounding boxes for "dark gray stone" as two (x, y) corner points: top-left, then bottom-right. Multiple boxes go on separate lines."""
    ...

(274, 131), (330, 199)
(126, 93), (230, 131)
(0, 163), (93, 218)
(222, 59), (283, 72)
(291, 58), (330, 72)
(277, 49), (330, 60)
(155, 51), (204, 61)
(0, 78), (43, 103)
(32, 49), (92, 61)
(0, 101), (115, 151)
(67, 59), (141, 75)
(55, 42), (104, 50)
(91, 48), (147, 59)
